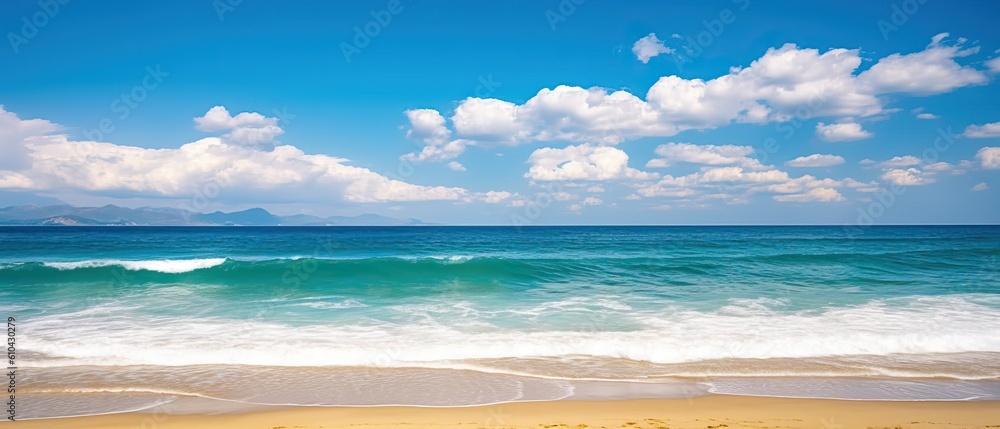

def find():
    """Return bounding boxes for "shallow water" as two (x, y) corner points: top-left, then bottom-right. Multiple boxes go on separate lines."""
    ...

(2, 226), (999, 418)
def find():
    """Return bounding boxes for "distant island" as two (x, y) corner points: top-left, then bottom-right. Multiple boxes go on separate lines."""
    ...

(0, 205), (431, 226)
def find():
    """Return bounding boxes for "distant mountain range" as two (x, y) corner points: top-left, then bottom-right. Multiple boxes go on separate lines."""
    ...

(0, 205), (431, 226)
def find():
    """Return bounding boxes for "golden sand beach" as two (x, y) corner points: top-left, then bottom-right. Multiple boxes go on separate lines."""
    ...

(10, 395), (1000, 429)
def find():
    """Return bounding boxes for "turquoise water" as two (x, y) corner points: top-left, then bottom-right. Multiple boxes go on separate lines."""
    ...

(2, 226), (1000, 416)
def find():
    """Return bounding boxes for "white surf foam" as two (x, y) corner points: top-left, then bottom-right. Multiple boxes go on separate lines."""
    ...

(43, 258), (227, 273)
(18, 295), (1000, 374)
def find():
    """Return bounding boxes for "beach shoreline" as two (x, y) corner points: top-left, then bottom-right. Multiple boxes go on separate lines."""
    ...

(8, 395), (1000, 428)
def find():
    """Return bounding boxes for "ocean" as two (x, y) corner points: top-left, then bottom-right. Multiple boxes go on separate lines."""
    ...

(2, 226), (999, 419)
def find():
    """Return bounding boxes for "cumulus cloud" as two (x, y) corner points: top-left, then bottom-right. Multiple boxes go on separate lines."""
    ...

(865, 152), (975, 188)
(785, 154), (845, 167)
(881, 168), (936, 186)
(404, 109), (452, 146)
(587, 185), (605, 193)
(482, 190), (513, 204)
(977, 147), (1000, 169)
(410, 140), (470, 163)
(963, 122), (1000, 138)
(911, 107), (940, 120)
(194, 106), (284, 148)
(972, 182), (989, 191)
(401, 35), (988, 161)
(772, 188), (845, 202)
(988, 57), (1000, 73)
(632, 141), (870, 204)
(645, 142), (758, 168)
(0, 106), (62, 171)
(0, 106), (471, 204)
(857, 33), (987, 95)
(815, 122), (873, 142)
(878, 155), (922, 168)
(844, 178), (881, 192)
(525, 143), (657, 181)
(632, 33), (673, 63)
(447, 161), (466, 172)
(582, 196), (603, 206)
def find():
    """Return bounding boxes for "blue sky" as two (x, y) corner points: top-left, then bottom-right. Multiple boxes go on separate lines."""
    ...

(1, 0), (999, 225)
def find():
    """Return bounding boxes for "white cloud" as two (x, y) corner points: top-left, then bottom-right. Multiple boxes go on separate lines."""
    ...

(646, 142), (757, 168)
(857, 33), (987, 95)
(637, 166), (792, 199)
(525, 143), (657, 181)
(0, 106), (471, 204)
(815, 122), (873, 142)
(632, 33), (674, 64)
(586, 185), (605, 193)
(785, 154), (845, 167)
(583, 196), (603, 206)
(482, 190), (512, 204)
(767, 175), (843, 194)
(923, 162), (963, 173)
(399, 108), (471, 162)
(194, 106), (284, 148)
(879, 155), (922, 168)
(977, 147), (1000, 169)
(568, 204), (582, 212)
(451, 98), (526, 143)
(405, 109), (452, 146)
(401, 35), (987, 159)
(401, 139), (469, 163)
(772, 188), (845, 202)
(635, 143), (867, 204)
(551, 191), (576, 201)
(881, 168), (936, 186)
(963, 122), (1000, 138)
(447, 161), (466, 172)
(987, 57), (1000, 73)
(0, 105), (61, 170)
(972, 182), (989, 191)
(916, 113), (940, 120)
(844, 178), (881, 192)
